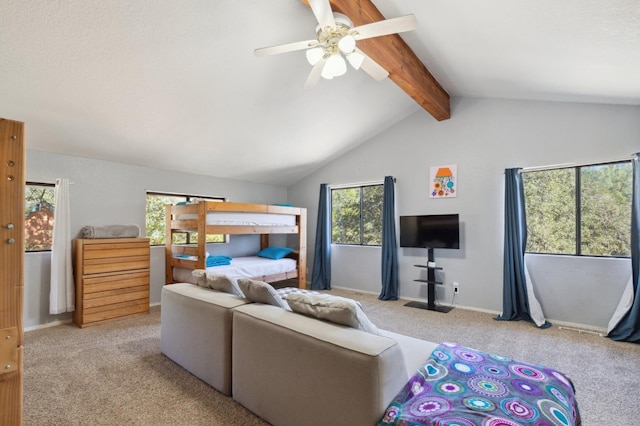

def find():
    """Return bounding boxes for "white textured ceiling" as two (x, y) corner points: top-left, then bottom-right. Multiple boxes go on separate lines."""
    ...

(1, 0), (639, 185)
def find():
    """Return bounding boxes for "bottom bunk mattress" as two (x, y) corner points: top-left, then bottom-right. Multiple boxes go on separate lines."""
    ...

(379, 342), (581, 426)
(173, 256), (297, 284)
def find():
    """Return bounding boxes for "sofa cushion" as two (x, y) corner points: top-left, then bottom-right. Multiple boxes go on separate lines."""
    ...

(286, 293), (380, 335)
(206, 274), (244, 297)
(237, 279), (291, 310)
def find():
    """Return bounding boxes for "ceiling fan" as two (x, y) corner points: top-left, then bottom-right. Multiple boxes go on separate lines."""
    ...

(254, 0), (417, 88)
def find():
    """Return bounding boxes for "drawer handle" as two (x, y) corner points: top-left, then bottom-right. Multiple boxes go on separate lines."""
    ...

(6, 238), (15, 244)
(6, 223), (14, 229)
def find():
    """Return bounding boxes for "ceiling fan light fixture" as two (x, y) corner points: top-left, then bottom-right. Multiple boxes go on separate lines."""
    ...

(321, 54), (346, 79)
(320, 64), (334, 79)
(346, 51), (364, 70)
(338, 35), (356, 53)
(306, 47), (324, 65)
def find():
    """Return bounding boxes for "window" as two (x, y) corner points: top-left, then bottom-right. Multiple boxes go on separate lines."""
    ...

(145, 192), (226, 246)
(522, 160), (632, 257)
(25, 182), (55, 251)
(331, 184), (383, 246)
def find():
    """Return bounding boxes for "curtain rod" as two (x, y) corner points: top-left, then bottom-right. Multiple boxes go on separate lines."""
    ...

(328, 177), (395, 189)
(519, 153), (637, 173)
(145, 190), (227, 200)
(26, 180), (74, 186)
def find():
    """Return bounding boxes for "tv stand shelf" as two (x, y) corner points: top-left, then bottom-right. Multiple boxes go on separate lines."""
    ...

(405, 249), (452, 313)
(414, 279), (442, 285)
(414, 264), (443, 285)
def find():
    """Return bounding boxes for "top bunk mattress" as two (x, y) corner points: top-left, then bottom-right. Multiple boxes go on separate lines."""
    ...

(177, 212), (296, 226)
(173, 256), (297, 283)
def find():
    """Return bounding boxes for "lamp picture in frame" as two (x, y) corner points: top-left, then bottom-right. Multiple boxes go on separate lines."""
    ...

(430, 164), (457, 198)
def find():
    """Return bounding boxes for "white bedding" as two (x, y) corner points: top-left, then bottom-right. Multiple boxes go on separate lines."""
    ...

(177, 212), (296, 226)
(173, 256), (297, 283)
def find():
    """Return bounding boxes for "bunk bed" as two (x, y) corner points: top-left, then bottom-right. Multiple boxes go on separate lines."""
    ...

(165, 201), (307, 289)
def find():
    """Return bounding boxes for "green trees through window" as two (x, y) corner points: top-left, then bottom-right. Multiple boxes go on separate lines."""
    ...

(25, 183), (55, 251)
(523, 161), (632, 257)
(145, 193), (226, 246)
(146, 194), (184, 245)
(331, 184), (383, 246)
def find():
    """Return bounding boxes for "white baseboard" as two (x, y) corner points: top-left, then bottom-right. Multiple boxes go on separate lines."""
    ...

(330, 285), (607, 334)
(25, 304), (160, 331)
(25, 319), (73, 332)
(331, 285), (499, 314)
(551, 320), (607, 335)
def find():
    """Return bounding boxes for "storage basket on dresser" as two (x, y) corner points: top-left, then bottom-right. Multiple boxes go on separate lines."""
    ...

(73, 237), (150, 328)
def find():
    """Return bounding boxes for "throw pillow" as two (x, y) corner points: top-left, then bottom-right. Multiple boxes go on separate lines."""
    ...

(286, 293), (380, 335)
(206, 274), (244, 297)
(191, 269), (207, 287)
(256, 246), (294, 260)
(237, 279), (291, 311)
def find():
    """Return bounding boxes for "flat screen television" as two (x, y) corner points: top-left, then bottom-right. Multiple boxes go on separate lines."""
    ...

(399, 214), (460, 249)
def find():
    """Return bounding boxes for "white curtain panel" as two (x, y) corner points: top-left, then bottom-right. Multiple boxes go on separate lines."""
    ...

(607, 274), (634, 334)
(50, 178), (74, 314)
(524, 261), (547, 328)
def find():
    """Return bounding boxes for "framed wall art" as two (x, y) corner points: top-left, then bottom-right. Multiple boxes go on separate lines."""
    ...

(429, 164), (457, 198)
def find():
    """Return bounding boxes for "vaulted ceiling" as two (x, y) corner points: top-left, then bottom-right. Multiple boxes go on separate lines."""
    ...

(1, 1), (639, 185)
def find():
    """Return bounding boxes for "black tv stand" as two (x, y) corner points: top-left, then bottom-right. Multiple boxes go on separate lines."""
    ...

(404, 247), (453, 313)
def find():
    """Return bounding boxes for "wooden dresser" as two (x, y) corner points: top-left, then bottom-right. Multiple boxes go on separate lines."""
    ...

(73, 237), (150, 328)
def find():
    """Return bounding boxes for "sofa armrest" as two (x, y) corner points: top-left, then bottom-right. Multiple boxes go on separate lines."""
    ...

(160, 283), (250, 395)
(379, 329), (439, 376)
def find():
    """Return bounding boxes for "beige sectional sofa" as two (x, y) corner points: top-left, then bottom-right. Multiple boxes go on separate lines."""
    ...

(160, 283), (438, 425)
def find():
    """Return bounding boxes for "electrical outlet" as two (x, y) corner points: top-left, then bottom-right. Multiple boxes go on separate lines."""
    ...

(453, 282), (459, 294)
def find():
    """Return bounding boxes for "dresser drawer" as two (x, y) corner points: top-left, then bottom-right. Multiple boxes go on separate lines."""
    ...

(83, 286), (149, 309)
(83, 241), (149, 258)
(82, 255), (149, 275)
(82, 299), (149, 325)
(82, 270), (149, 294)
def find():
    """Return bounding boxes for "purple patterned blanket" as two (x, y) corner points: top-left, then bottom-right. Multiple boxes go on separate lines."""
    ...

(379, 342), (581, 426)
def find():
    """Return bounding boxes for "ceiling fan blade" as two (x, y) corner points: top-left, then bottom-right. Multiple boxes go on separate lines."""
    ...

(304, 57), (328, 88)
(356, 48), (389, 81)
(352, 14), (417, 40)
(309, 0), (335, 28)
(255, 39), (318, 57)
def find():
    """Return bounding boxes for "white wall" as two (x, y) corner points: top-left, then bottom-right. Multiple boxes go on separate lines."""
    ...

(288, 97), (640, 330)
(25, 150), (288, 329)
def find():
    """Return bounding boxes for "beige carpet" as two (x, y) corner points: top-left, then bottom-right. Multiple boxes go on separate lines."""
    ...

(24, 287), (640, 425)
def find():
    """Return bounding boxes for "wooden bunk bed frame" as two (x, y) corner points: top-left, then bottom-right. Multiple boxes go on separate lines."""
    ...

(165, 201), (307, 289)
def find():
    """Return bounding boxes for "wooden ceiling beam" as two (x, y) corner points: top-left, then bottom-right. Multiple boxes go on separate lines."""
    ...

(301, 0), (450, 121)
